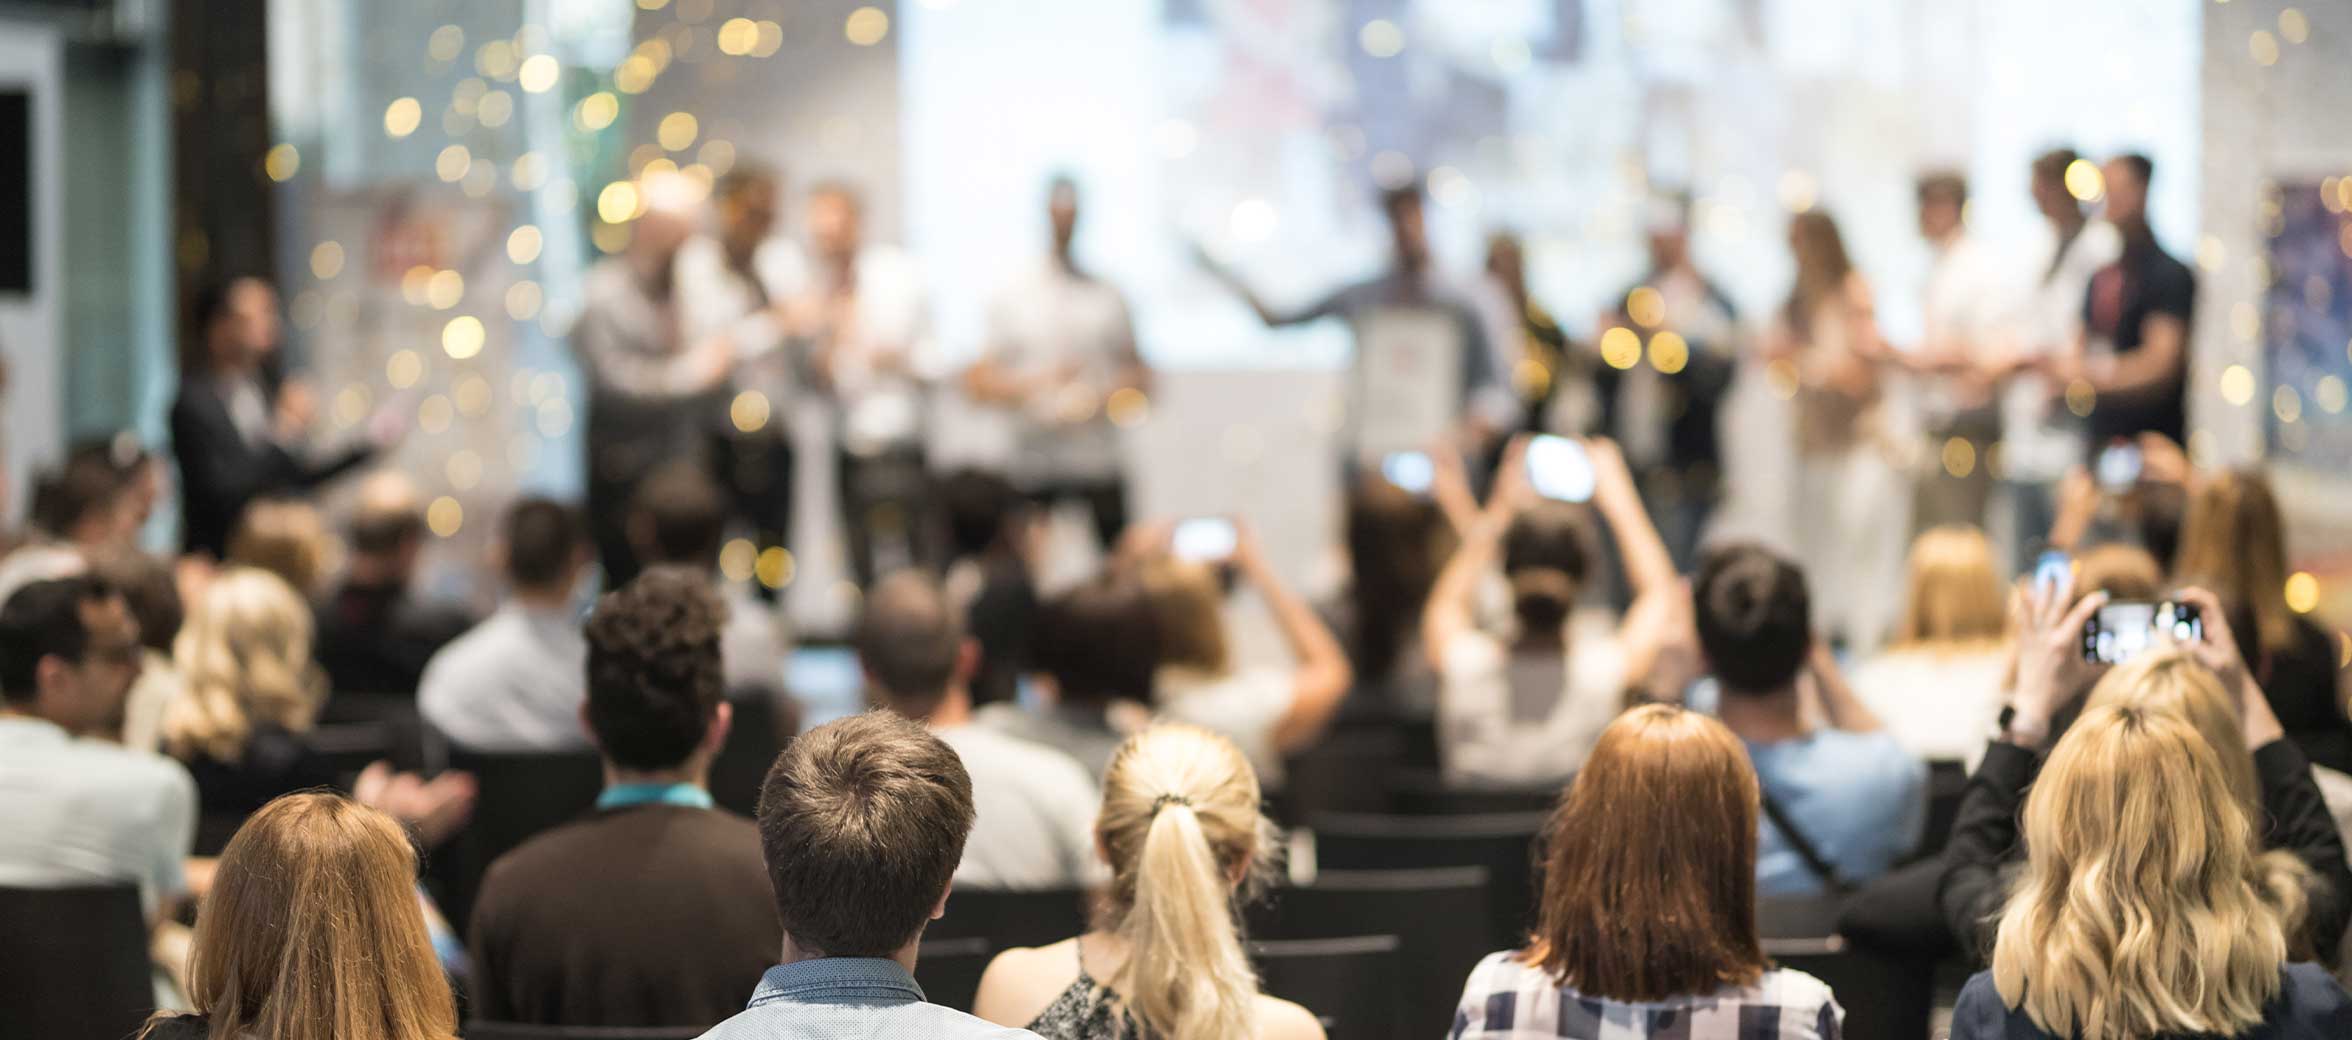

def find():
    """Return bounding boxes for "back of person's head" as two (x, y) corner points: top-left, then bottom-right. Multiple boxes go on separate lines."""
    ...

(1992, 703), (2295, 1040)
(502, 498), (585, 592)
(2127, 478), (2188, 567)
(856, 570), (964, 719)
(1034, 572), (1159, 706)
(2031, 148), (2079, 191)
(1532, 705), (1764, 1000)
(2072, 543), (2163, 602)
(2113, 152), (2155, 187)
(939, 469), (1028, 562)
(1502, 503), (1592, 637)
(1915, 169), (1968, 208)
(1890, 526), (2006, 648)
(1693, 543), (1811, 693)
(1344, 476), (1450, 681)
(1139, 558), (1229, 676)
(629, 462), (729, 569)
(228, 498), (330, 595)
(756, 711), (973, 957)
(1097, 723), (1276, 1040)
(167, 566), (323, 763)
(159, 792), (456, 1040)
(31, 449), (130, 544)
(0, 575), (114, 706)
(2173, 469), (2294, 656)
(1377, 181), (1422, 221)
(583, 566), (725, 772)
(348, 472), (426, 560)
(96, 551), (182, 655)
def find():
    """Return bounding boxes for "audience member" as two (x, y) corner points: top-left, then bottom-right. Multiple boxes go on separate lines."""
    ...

(2063, 153), (2195, 451)
(0, 447), (141, 605)
(137, 793), (460, 1040)
(698, 711), (1030, 1039)
(1423, 438), (1674, 786)
(418, 498), (593, 751)
(629, 461), (791, 699)
(973, 723), (1323, 1040)
(1691, 544), (1925, 896)
(941, 469), (1044, 707)
(1450, 705), (1842, 1039)
(1952, 705), (2352, 1036)
(860, 570), (1100, 888)
(1333, 474), (1452, 718)
(1846, 526), (2010, 766)
(314, 473), (475, 697)
(1137, 519), (1350, 785)
(94, 550), (188, 751)
(224, 498), (330, 597)
(469, 567), (779, 1027)
(0, 576), (196, 918)
(977, 572), (1160, 778)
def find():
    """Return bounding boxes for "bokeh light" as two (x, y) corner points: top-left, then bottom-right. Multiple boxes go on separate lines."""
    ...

(845, 7), (890, 46)
(2286, 572), (2321, 614)
(442, 315), (486, 359)
(384, 97), (421, 138)
(427, 497), (464, 538)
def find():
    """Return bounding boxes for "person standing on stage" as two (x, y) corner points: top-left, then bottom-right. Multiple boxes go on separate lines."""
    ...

(1482, 231), (1573, 437)
(797, 182), (939, 585)
(1200, 180), (1519, 462)
(675, 163), (806, 587)
(1907, 170), (2012, 532)
(571, 173), (735, 587)
(964, 176), (1151, 549)
(1592, 194), (1740, 568)
(2053, 153), (2195, 452)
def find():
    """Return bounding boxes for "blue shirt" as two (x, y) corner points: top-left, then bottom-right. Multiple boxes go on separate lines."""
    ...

(1747, 728), (1926, 897)
(697, 957), (1041, 1040)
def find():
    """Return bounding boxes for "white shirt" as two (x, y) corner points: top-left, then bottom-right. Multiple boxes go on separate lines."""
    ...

(720, 582), (792, 696)
(2003, 221), (2121, 479)
(934, 723), (1105, 889)
(1917, 232), (2017, 429)
(0, 716), (196, 916)
(1156, 666), (1296, 786)
(1435, 609), (1625, 787)
(811, 245), (936, 454)
(1846, 645), (2009, 769)
(418, 601), (591, 752)
(982, 261), (1139, 485)
(0, 543), (87, 614)
(675, 235), (809, 413)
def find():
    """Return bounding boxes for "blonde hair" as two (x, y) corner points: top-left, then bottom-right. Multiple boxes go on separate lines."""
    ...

(1139, 558), (1231, 677)
(147, 793), (457, 1040)
(227, 499), (331, 596)
(164, 566), (326, 764)
(1991, 703), (2298, 1039)
(1096, 724), (1276, 1040)
(2173, 470), (2296, 656)
(1889, 525), (2007, 649)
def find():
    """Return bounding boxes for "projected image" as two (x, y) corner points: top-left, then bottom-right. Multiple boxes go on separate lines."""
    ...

(2263, 179), (2352, 465)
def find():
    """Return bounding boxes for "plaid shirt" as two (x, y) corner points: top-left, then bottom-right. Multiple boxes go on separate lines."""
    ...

(1450, 952), (1843, 1040)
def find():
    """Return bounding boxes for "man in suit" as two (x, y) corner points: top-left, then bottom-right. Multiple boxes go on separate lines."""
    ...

(171, 277), (391, 559)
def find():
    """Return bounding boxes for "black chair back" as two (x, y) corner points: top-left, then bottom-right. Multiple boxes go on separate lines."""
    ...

(1384, 768), (1563, 815)
(1760, 896), (1934, 1040)
(1252, 935), (1406, 1040)
(1308, 810), (1550, 951)
(0, 884), (152, 1040)
(1248, 867), (1491, 1039)
(925, 886), (1094, 952)
(711, 690), (791, 817)
(438, 749), (605, 930)
(463, 1023), (705, 1040)
(1272, 726), (1404, 823)
(913, 936), (994, 1013)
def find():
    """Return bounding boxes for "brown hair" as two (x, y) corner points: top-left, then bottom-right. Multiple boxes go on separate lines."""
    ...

(756, 711), (974, 957)
(227, 499), (329, 595)
(1344, 476), (1451, 682)
(1783, 210), (1855, 336)
(1527, 705), (1765, 1001)
(1140, 558), (1230, 676)
(146, 793), (457, 1040)
(2173, 469), (2296, 657)
(2073, 543), (2162, 602)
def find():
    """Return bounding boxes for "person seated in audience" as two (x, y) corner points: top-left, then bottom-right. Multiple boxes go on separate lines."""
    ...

(1942, 583), (2352, 963)
(628, 461), (791, 701)
(1423, 437), (1677, 787)
(1846, 525), (2010, 767)
(224, 498), (330, 598)
(1951, 682), (2352, 1034)
(468, 567), (779, 1028)
(973, 723), (1324, 1040)
(164, 566), (474, 854)
(1450, 704), (1843, 1038)
(1136, 518), (1350, 785)
(137, 793), (461, 1040)
(314, 473), (475, 696)
(699, 711), (1031, 1039)
(95, 551), (188, 751)
(939, 469), (1043, 707)
(1329, 472), (1454, 720)
(417, 498), (594, 751)
(977, 572), (1161, 779)
(0, 446), (142, 605)
(1690, 544), (1925, 896)
(860, 570), (1101, 889)
(0, 576), (196, 921)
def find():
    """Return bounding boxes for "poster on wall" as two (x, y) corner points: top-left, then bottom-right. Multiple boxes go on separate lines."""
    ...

(2262, 179), (2352, 466)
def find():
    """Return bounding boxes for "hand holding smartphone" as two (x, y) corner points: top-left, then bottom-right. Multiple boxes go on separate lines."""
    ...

(2080, 599), (2203, 664)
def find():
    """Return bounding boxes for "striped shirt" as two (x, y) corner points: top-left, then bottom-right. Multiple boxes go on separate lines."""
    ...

(1450, 952), (1842, 1040)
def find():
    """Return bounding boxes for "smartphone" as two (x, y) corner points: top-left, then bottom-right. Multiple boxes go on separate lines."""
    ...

(2081, 599), (2202, 664)
(2095, 441), (2143, 491)
(1380, 451), (1434, 495)
(1171, 517), (1238, 563)
(1524, 435), (1595, 503)
(2033, 550), (2071, 596)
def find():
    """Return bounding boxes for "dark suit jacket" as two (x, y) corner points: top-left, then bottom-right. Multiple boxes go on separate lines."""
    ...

(170, 373), (372, 559)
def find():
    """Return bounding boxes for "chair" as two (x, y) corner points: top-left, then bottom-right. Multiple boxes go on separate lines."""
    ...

(914, 936), (994, 1013)
(437, 749), (605, 931)
(925, 886), (1094, 952)
(0, 884), (153, 1040)
(1252, 935), (1406, 1040)
(463, 1024), (705, 1040)
(1247, 867), (1492, 1040)
(1271, 725), (1404, 824)
(1384, 768), (1562, 815)
(1760, 896), (1934, 1040)
(1308, 810), (1550, 951)
(710, 690), (791, 817)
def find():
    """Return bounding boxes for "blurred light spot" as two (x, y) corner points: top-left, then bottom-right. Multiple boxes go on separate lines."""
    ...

(1229, 198), (1278, 243)
(2065, 379), (2097, 417)
(400, 265), (434, 306)
(263, 144), (299, 182)
(332, 385), (371, 427)
(446, 449), (483, 490)
(2275, 383), (2303, 424)
(427, 497), (464, 538)
(505, 280), (544, 321)
(2287, 572), (2321, 614)
(845, 6), (889, 45)
(443, 315), (486, 359)
(2064, 159), (2104, 202)
(592, 221), (633, 254)
(718, 18), (759, 55)
(731, 391), (771, 433)
(518, 54), (560, 93)
(1600, 327), (1641, 370)
(2280, 8), (2310, 44)
(1359, 19), (1404, 58)
(2220, 364), (2256, 405)
(1626, 287), (1665, 328)
(755, 547), (795, 588)
(1428, 166), (1475, 209)
(2250, 29), (2280, 66)
(476, 40), (519, 81)
(751, 20), (784, 57)
(454, 374), (492, 416)
(658, 111), (699, 151)
(615, 54), (658, 93)
(436, 144), (471, 183)
(511, 152), (549, 191)
(598, 181), (641, 223)
(1941, 437), (1976, 478)
(1106, 387), (1150, 428)
(575, 91), (619, 132)
(387, 349), (423, 389)
(427, 25), (464, 62)
(384, 97), (421, 138)
(507, 225), (543, 265)
(426, 269), (465, 310)
(2317, 375), (2346, 414)
(309, 241), (344, 280)
(1776, 170), (1816, 213)
(719, 539), (756, 582)
(536, 397), (574, 437)
(1648, 331), (1689, 374)
(418, 394), (454, 434)
(477, 89), (513, 128)
(2197, 235), (2226, 272)
(461, 162), (499, 198)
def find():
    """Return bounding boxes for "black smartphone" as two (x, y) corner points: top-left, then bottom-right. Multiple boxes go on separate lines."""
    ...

(2081, 599), (2202, 664)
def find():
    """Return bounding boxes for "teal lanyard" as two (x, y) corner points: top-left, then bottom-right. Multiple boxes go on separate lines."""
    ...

(596, 782), (714, 811)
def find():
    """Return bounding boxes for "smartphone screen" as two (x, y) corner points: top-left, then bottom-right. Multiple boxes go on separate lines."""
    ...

(1525, 435), (1595, 503)
(2082, 600), (2202, 664)
(1171, 517), (1237, 562)
(2033, 550), (2071, 596)
(1380, 451), (1434, 495)
(2095, 442), (2143, 491)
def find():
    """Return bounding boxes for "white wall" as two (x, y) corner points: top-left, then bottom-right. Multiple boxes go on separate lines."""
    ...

(0, 21), (61, 525)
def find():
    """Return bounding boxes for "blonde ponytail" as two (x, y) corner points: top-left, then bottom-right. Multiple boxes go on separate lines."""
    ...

(1098, 724), (1276, 1040)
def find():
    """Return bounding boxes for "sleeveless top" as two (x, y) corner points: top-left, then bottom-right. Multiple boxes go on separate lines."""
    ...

(1025, 941), (1147, 1040)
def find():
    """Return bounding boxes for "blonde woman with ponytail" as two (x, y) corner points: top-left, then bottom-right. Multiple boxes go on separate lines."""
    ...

(973, 723), (1324, 1040)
